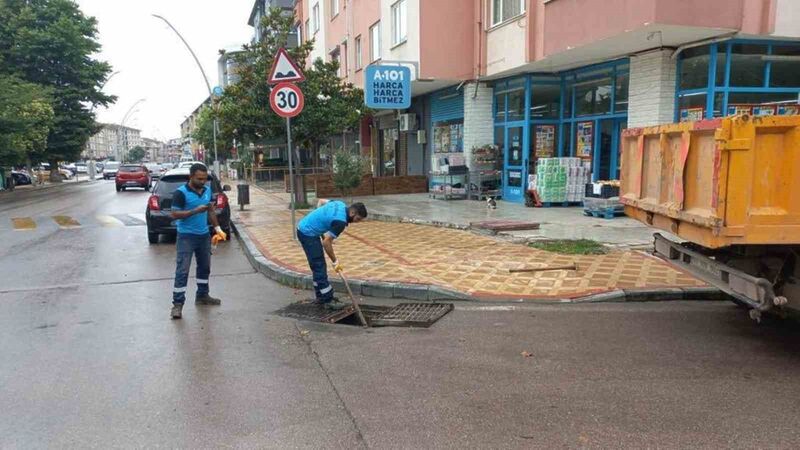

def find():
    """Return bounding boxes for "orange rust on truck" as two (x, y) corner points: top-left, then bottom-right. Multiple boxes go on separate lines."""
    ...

(620, 115), (800, 249)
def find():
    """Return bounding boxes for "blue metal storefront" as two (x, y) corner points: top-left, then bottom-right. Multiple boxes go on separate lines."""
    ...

(493, 60), (629, 202)
(429, 87), (465, 188)
(676, 40), (800, 121)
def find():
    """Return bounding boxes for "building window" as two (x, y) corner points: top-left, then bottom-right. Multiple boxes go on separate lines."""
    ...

(770, 45), (800, 88)
(491, 0), (525, 26)
(354, 36), (362, 69)
(391, 0), (407, 46)
(313, 3), (320, 33)
(679, 47), (710, 90)
(677, 41), (800, 121)
(370, 22), (381, 62)
(729, 44), (768, 87)
(331, 0), (339, 18)
(530, 84), (561, 118)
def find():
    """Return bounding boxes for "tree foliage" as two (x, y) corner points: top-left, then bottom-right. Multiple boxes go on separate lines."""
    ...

(127, 146), (146, 163)
(192, 106), (233, 162)
(216, 8), (366, 161)
(0, 0), (115, 172)
(332, 149), (367, 198)
(0, 75), (54, 165)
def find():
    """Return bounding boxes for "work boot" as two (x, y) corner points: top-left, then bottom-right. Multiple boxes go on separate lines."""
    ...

(195, 294), (222, 305)
(171, 304), (183, 319)
(323, 299), (347, 311)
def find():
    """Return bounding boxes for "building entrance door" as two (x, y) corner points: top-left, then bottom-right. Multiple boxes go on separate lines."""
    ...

(502, 125), (525, 202)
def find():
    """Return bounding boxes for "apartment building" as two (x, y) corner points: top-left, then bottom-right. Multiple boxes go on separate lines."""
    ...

(293, 0), (799, 203)
(84, 124), (144, 161)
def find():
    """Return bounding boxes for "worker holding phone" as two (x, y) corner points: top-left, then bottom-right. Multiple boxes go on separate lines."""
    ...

(168, 163), (226, 319)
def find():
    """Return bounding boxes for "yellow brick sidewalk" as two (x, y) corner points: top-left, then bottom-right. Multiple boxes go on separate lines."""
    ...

(230, 187), (704, 300)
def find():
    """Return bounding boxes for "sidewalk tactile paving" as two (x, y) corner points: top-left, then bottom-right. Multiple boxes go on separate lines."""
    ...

(230, 187), (706, 300)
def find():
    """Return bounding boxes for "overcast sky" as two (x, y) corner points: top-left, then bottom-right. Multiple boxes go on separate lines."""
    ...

(77, 0), (254, 142)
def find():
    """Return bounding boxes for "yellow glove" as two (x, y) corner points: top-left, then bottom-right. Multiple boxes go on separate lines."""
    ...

(332, 260), (344, 273)
(213, 226), (227, 244)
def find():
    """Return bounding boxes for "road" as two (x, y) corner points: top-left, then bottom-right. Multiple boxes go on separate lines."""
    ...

(2, 181), (800, 448)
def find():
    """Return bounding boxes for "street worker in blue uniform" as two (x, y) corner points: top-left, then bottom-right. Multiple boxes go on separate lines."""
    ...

(297, 199), (368, 309)
(169, 163), (227, 319)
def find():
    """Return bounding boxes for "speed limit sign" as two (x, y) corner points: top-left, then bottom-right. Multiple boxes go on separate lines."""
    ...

(270, 82), (304, 118)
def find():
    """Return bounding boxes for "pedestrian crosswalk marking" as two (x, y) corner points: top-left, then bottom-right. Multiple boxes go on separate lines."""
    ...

(6, 215), (147, 231)
(96, 215), (125, 227)
(52, 215), (81, 228)
(11, 217), (37, 230)
(112, 214), (146, 226)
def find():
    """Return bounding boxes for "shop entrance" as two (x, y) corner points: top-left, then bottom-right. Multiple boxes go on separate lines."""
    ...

(501, 125), (525, 202)
(594, 118), (626, 181)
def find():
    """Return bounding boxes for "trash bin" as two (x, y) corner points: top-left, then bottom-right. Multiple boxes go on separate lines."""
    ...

(237, 183), (250, 210)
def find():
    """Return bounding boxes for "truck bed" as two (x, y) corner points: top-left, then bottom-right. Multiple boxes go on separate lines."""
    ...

(620, 115), (800, 249)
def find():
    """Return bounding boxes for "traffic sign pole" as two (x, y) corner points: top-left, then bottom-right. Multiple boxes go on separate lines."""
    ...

(287, 116), (296, 241)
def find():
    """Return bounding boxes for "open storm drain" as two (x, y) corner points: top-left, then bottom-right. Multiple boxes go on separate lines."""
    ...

(274, 302), (454, 328)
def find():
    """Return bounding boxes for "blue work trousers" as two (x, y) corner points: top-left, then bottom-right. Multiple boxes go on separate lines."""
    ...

(173, 233), (211, 304)
(297, 230), (334, 302)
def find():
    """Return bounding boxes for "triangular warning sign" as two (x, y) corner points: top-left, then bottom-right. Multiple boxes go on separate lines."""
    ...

(268, 48), (305, 84)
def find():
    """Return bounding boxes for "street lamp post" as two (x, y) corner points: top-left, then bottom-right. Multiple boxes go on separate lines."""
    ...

(119, 98), (146, 162)
(152, 14), (219, 173)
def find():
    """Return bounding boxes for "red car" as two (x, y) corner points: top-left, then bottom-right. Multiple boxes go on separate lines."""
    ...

(116, 164), (151, 192)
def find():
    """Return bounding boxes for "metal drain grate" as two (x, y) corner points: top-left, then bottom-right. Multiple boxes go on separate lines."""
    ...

(274, 302), (453, 327)
(370, 303), (454, 328)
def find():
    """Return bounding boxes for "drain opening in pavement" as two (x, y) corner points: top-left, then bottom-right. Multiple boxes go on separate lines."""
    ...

(274, 302), (454, 328)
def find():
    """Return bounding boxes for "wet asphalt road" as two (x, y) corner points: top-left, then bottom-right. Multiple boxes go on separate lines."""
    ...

(2, 181), (800, 449)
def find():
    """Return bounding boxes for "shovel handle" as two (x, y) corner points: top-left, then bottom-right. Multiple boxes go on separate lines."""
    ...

(338, 272), (369, 327)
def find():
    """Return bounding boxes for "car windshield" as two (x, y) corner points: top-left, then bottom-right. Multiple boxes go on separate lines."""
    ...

(155, 176), (216, 197)
(118, 165), (142, 173)
(105, 162), (120, 169)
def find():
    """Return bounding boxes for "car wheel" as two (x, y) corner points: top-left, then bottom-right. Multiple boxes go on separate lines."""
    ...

(144, 184), (150, 192)
(223, 228), (232, 240)
(148, 231), (159, 244)
(121, 186), (126, 191)
(116, 185), (121, 192)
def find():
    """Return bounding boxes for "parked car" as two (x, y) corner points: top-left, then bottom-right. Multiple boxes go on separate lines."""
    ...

(11, 171), (32, 185)
(145, 168), (232, 244)
(75, 162), (88, 174)
(145, 162), (165, 179)
(103, 161), (120, 179)
(36, 164), (72, 181)
(178, 161), (205, 169)
(115, 164), (151, 192)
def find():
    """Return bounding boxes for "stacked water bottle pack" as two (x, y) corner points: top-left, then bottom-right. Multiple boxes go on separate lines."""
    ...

(528, 158), (592, 203)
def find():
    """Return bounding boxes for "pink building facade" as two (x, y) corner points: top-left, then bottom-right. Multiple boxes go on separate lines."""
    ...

(277, 0), (799, 202)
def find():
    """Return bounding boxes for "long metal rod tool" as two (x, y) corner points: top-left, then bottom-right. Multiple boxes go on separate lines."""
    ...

(508, 263), (578, 273)
(338, 272), (369, 327)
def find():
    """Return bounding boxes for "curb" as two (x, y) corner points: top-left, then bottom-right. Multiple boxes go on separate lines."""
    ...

(231, 218), (726, 304)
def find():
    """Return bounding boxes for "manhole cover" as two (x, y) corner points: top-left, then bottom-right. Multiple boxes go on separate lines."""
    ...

(370, 303), (454, 328)
(274, 302), (453, 328)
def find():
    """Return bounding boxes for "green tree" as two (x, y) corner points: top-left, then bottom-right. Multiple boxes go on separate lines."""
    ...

(217, 8), (366, 164)
(0, 75), (54, 166)
(332, 149), (367, 199)
(191, 106), (233, 161)
(0, 0), (116, 180)
(127, 146), (146, 163)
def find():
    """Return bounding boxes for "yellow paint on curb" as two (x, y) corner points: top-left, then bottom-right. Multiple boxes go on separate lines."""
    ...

(52, 215), (81, 228)
(11, 217), (37, 230)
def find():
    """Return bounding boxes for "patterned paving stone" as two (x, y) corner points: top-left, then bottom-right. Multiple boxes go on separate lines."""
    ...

(230, 188), (706, 300)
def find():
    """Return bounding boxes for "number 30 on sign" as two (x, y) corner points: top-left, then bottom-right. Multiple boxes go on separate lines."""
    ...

(270, 82), (304, 118)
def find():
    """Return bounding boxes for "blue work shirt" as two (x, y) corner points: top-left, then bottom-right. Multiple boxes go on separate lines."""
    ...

(172, 183), (212, 235)
(298, 200), (348, 239)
